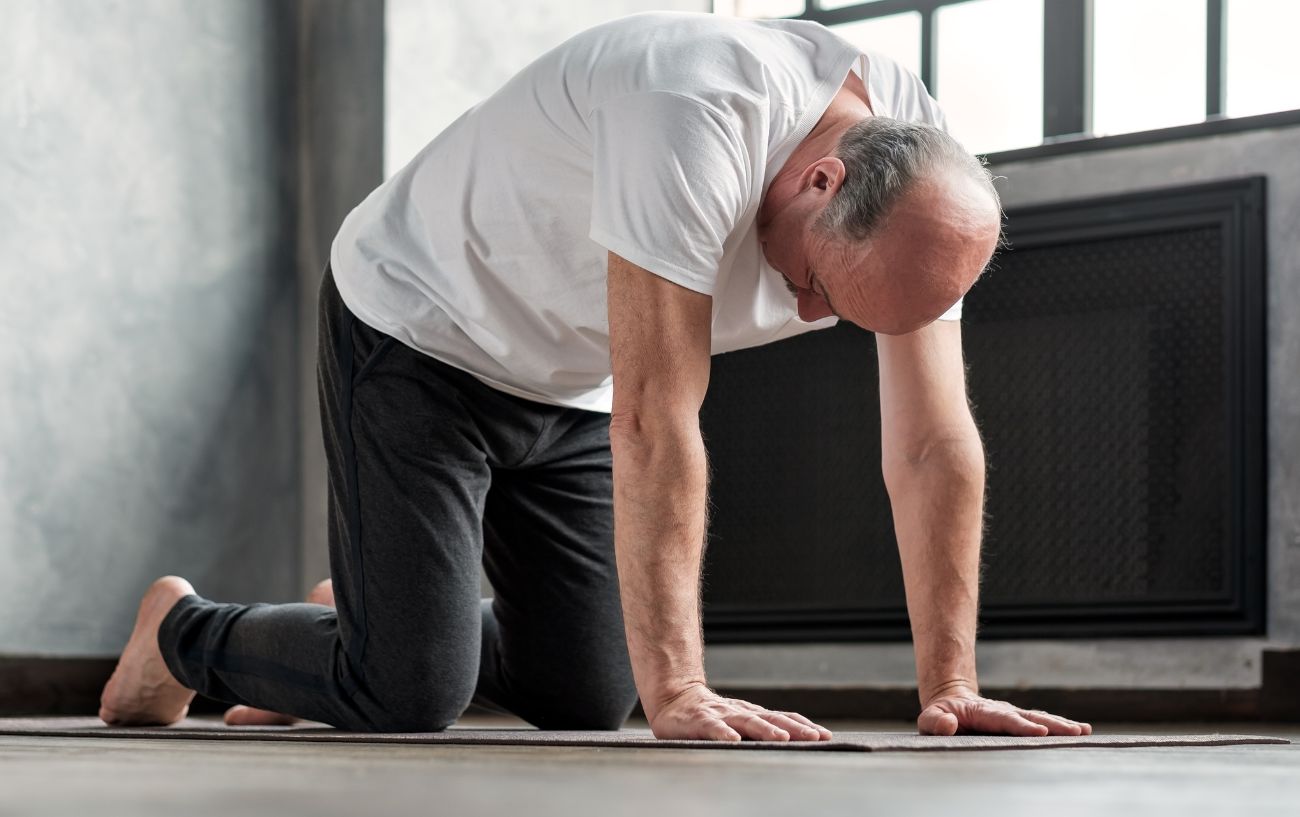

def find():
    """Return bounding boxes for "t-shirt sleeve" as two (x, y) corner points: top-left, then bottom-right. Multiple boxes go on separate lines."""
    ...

(588, 92), (751, 296)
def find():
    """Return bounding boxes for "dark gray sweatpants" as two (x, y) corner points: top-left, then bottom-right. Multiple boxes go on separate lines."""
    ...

(157, 265), (637, 732)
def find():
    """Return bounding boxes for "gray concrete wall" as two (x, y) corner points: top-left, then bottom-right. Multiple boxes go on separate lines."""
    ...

(383, 0), (712, 177)
(705, 124), (1300, 690)
(0, 1), (301, 655)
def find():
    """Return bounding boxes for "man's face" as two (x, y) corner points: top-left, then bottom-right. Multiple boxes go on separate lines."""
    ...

(758, 168), (1001, 335)
(757, 162), (841, 323)
(761, 216), (840, 323)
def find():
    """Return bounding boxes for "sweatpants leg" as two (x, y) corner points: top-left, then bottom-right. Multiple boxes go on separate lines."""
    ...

(160, 266), (499, 731)
(474, 409), (637, 730)
(157, 263), (637, 731)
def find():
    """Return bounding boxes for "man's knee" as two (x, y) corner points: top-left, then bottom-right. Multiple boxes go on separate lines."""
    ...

(532, 672), (639, 731)
(358, 659), (477, 733)
(554, 694), (638, 731)
(366, 688), (473, 733)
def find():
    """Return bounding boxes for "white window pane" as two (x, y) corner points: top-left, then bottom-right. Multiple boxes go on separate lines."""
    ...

(936, 0), (1044, 154)
(819, 0), (887, 9)
(728, 0), (805, 18)
(831, 12), (923, 79)
(1092, 0), (1206, 136)
(1225, 0), (1300, 117)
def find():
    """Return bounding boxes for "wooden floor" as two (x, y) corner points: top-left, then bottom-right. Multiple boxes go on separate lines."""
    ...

(2, 717), (1297, 817)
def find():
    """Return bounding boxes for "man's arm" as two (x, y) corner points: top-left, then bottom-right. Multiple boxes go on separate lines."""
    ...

(607, 251), (831, 742)
(877, 319), (1091, 737)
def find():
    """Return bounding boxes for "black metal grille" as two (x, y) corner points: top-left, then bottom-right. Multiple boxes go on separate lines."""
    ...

(700, 177), (1266, 641)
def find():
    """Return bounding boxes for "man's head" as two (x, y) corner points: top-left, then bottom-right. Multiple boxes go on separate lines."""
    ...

(756, 117), (1002, 335)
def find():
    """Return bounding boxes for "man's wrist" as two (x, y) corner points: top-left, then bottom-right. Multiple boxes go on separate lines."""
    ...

(639, 676), (709, 722)
(623, 634), (707, 711)
(919, 677), (980, 708)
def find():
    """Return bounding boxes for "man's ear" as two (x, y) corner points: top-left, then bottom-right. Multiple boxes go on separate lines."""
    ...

(801, 157), (845, 194)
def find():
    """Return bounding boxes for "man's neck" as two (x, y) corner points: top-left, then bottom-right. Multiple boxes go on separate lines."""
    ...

(761, 74), (874, 223)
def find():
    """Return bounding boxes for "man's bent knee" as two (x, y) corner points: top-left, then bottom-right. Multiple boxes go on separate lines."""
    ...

(532, 680), (638, 731)
(366, 695), (470, 733)
(361, 669), (476, 733)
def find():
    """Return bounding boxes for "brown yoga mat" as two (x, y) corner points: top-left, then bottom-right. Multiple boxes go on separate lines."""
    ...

(0, 717), (1288, 752)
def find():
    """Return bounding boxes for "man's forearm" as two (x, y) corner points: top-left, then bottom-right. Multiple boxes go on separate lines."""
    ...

(883, 435), (986, 705)
(608, 419), (710, 721)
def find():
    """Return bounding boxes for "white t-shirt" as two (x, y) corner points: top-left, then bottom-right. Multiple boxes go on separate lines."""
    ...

(331, 11), (959, 413)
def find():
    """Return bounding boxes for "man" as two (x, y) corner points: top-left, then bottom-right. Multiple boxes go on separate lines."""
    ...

(100, 11), (1090, 741)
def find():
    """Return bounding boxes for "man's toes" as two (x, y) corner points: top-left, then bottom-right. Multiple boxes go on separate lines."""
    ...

(98, 702), (122, 725)
(306, 579), (335, 607)
(224, 705), (298, 727)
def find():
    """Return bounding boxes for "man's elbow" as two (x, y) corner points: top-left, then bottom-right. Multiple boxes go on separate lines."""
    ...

(881, 430), (986, 490)
(609, 404), (705, 470)
(609, 404), (700, 444)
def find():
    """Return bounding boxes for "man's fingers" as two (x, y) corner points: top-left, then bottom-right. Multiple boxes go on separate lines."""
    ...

(728, 711), (790, 741)
(1018, 709), (1077, 735)
(946, 699), (1045, 736)
(649, 689), (835, 743)
(935, 712), (959, 736)
(760, 712), (822, 741)
(779, 711), (834, 740)
(704, 719), (743, 742)
(983, 705), (1049, 736)
(731, 701), (828, 740)
(1020, 709), (1090, 736)
(917, 696), (1093, 738)
(650, 691), (836, 743)
(1019, 710), (1077, 735)
(918, 705), (959, 736)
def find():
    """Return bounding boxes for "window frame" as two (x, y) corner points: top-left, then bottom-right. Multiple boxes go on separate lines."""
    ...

(761, 0), (1300, 163)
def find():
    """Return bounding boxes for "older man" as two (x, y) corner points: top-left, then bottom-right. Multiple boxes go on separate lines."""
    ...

(100, 11), (1089, 741)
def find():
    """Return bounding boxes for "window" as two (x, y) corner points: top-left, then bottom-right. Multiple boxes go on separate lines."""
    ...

(721, 0), (804, 18)
(1224, 0), (1300, 118)
(1092, 0), (1206, 136)
(717, 0), (1300, 156)
(830, 12), (923, 79)
(935, 0), (1043, 153)
(818, 0), (881, 9)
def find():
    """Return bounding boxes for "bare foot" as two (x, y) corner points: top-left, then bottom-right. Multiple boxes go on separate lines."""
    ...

(223, 579), (335, 727)
(99, 576), (198, 726)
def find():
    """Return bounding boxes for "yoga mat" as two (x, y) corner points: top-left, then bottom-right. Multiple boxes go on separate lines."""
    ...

(0, 718), (1287, 752)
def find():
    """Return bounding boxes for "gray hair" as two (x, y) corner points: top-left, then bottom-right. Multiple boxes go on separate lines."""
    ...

(813, 117), (1001, 243)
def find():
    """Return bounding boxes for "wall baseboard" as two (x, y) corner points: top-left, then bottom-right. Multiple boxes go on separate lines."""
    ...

(1, 657), (239, 717)
(4, 650), (1298, 721)
(0, 657), (115, 716)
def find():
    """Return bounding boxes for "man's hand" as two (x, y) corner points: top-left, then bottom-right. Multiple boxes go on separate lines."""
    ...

(648, 683), (833, 742)
(917, 685), (1092, 737)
